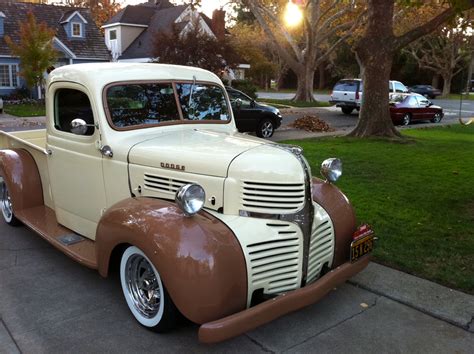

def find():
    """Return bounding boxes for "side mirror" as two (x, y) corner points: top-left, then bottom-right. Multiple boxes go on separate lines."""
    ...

(70, 118), (94, 135)
(235, 98), (242, 109)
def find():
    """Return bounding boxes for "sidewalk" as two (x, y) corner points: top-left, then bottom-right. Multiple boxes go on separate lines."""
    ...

(0, 113), (46, 132)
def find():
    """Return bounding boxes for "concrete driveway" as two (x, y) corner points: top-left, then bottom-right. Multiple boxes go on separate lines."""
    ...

(1, 221), (473, 353)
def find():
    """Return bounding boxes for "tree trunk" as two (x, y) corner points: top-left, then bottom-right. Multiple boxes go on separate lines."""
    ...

(318, 64), (326, 90)
(441, 73), (452, 96)
(293, 65), (315, 102)
(432, 74), (440, 89)
(465, 53), (474, 92)
(349, 0), (400, 138)
(276, 66), (288, 91)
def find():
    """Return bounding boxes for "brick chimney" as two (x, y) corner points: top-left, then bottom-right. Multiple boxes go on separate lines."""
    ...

(211, 9), (225, 41)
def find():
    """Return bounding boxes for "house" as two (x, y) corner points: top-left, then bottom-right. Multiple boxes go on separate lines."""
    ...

(102, 0), (250, 79)
(0, 2), (110, 96)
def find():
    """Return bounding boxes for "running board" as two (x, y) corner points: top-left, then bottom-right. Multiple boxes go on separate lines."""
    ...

(15, 206), (98, 269)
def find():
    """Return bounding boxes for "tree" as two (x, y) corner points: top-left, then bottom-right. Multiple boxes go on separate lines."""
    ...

(240, 0), (364, 102)
(350, 0), (474, 138)
(230, 23), (278, 89)
(405, 17), (474, 96)
(152, 22), (240, 74)
(5, 11), (57, 95)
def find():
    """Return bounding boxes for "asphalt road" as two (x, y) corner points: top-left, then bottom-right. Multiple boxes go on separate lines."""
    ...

(257, 91), (474, 119)
(1, 221), (473, 353)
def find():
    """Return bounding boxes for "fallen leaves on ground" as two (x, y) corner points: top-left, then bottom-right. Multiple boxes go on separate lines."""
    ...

(289, 115), (335, 132)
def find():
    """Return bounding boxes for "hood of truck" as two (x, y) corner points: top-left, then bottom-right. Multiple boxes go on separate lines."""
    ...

(128, 129), (266, 177)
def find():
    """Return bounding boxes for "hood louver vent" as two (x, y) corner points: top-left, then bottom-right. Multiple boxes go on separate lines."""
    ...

(143, 173), (192, 195)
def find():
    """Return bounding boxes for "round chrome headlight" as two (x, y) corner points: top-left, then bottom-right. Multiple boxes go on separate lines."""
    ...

(321, 158), (342, 183)
(175, 184), (205, 216)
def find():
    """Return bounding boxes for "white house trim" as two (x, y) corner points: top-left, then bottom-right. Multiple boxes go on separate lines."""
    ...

(60, 10), (88, 24)
(71, 22), (82, 37)
(101, 23), (148, 29)
(53, 37), (77, 59)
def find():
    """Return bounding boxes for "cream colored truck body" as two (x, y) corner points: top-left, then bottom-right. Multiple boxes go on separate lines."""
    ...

(0, 63), (336, 305)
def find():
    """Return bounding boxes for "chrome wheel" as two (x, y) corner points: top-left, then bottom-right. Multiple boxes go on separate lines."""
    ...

(258, 119), (275, 138)
(402, 114), (411, 126)
(431, 113), (442, 123)
(1, 180), (14, 223)
(121, 247), (164, 326)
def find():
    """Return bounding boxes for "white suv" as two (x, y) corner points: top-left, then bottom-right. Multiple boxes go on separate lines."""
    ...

(330, 79), (409, 114)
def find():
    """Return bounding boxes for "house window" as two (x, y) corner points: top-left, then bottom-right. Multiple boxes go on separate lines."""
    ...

(72, 22), (82, 37)
(109, 30), (117, 40)
(0, 64), (19, 88)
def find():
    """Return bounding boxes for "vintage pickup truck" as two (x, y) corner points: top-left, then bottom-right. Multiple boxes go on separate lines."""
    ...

(0, 63), (374, 343)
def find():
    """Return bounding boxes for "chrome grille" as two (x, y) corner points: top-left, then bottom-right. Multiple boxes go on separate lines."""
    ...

(306, 218), (335, 283)
(247, 223), (301, 294)
(143, 174), (192, 194)
(240, 181), (305, 214)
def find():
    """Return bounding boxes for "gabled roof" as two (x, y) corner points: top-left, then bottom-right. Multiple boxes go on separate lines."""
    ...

(59, 10), (88, 24)
(0, 3), (109, 60)
(119, 5), (188, 59)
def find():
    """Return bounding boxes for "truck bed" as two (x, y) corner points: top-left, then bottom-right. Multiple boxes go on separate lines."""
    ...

(0, 129), (53, 208)
(0, 129), (47, 151)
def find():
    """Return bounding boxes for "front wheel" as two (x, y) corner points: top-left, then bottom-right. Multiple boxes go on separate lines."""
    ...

(120, 246), (180, 332)
(1, 179), (21, 226)
(431, 112), (442, 123)
(257, 118), (275, 138)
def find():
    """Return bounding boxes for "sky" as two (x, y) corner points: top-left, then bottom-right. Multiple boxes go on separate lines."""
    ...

(122, 0), (230, 17)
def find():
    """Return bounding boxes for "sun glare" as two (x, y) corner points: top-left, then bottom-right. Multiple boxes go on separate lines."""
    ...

(284, 1), (304, 28)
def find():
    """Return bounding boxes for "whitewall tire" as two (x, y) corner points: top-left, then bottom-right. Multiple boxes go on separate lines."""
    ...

(120, 246), (179, 331)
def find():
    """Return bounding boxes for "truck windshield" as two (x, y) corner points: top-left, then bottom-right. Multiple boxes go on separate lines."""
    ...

(105, 82), (230, 129)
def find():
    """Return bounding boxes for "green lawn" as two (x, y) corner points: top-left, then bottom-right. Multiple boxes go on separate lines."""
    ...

(259, 98), (332, 108)
(4, 103), (46, 117)
(444, 93), (474, 101)
(286, 125), (474, 293)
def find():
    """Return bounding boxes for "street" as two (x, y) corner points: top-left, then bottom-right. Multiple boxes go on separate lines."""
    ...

(257, 91), (474, 120)
(1, 221), (473, 353)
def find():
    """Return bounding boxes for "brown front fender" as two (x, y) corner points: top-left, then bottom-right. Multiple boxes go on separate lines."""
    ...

(312, 178), (357, 267)
(0, 149), (44, 213)
(96, 197), (247, 324)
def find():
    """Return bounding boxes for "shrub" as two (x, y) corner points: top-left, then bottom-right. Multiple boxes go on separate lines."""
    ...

(230, 79), (258, 99)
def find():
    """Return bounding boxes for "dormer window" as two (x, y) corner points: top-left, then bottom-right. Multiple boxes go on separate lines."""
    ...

(109, 30), (117, 40)
(72, 22), (82, 37)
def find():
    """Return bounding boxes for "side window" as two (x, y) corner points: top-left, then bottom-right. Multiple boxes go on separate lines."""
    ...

(407, 96), (419, 107)
(229, 90), (252, 108)
(389, 82), (393, 92)
(55, 89), (95, 136)
(395, 82), (408, 93)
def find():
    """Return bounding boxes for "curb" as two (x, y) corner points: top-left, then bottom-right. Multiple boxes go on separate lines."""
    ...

(349, 262), (474, 332)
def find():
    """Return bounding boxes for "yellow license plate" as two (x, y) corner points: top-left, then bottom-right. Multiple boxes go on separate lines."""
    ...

(350, 234), (374, 263)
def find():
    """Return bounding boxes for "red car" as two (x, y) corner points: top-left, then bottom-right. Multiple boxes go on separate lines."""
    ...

(390, 93), (444, 126)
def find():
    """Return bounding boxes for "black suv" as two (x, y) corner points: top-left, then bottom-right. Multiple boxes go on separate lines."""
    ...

(226, 87), (282, 138)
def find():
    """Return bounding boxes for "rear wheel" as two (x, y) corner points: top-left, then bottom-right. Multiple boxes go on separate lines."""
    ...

(402, 113), (411, 126)
(431, 112), (442, 123)
(1, 179), (21, 226)
(257, 118), (275, 138)
(341, 107), (353, 115)
(120, 246), (180, 332)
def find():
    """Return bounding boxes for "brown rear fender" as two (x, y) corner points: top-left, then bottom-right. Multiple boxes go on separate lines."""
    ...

(312, 178), (356, 267)
(96, 197), (247, 324)
(0, 149), (44, 213)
